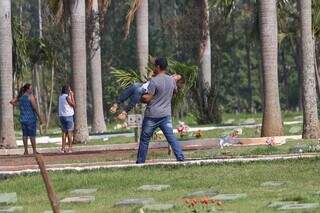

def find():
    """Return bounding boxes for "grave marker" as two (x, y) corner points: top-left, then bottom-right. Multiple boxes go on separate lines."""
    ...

(115, 198), (155, 206)
(127, 114), (142, 128)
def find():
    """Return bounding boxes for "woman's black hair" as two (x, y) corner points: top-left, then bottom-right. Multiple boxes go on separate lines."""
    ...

(18, 83), (32, 99)
(61, 85), (70, 94)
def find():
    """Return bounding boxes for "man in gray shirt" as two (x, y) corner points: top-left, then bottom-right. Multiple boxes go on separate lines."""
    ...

(136, 58), (185, 164)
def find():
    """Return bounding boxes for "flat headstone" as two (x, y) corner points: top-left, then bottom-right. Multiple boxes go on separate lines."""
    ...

(0, 206), (23, 212)
(289, 145), (307, 153)
(60, 196), (95, 204)
(211, 193), (247, 201)
(138, 185), (170, 191)
(278, 203), (320, 210)
(241, 118), (256, 125)
(268, 201), (298, 208)
(115, 198), (155, 206)
(184, 191), (218, 198)
(314, 191), (320, 195)
(143, 204), (175, 211)
(0, 193), (17, 204)
(261, 181), (286, 187)
(289, 126), (302, 134)
(294, 115), (303, 121)
(224, 119), (235, 125)
(44, 211), (74, 213)
(70, 188), (97, 195)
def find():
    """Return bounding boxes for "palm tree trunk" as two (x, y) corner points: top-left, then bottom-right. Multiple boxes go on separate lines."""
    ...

(89, 0), (107, 133)
(193, 0), (221, 124)
(200, 0), (211, 88)
(259, 0), (284, 136)
(45, 65), (55, 131)
(298, 0), (320, 138)
(0, 0), (16, 148)
(290, 36), (303, 111)
(246, 35), (253, 112)
(136, 0), (148, 80)
(70, 0), (89, 142)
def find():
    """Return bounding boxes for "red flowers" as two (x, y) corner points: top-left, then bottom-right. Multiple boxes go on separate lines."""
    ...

(184, 197), (224, 210)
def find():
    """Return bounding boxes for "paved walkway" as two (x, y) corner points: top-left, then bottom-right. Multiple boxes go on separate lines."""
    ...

(0, 135), (301, 156)
(0, 152), (318, 177)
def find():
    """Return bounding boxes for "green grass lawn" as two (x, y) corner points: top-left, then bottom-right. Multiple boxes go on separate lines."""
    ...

(186, 139), (320, 159)
(35, 121), (303, 149)
(15, 111), (303, 139)
(1, 158), (320, 212)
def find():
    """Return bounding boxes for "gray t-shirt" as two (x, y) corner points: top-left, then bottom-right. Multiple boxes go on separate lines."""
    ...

(144, 74), (177, 118)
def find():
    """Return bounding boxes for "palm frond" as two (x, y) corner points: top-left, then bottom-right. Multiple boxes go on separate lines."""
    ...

(99, 0), (112, 17)
(313, 0), (320, 38)
(110, 68), (143, 88)
(124, 0), (141, 39)
(167, 59), (198, 111)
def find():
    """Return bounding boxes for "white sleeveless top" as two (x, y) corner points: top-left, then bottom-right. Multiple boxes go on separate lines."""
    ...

(59, 94), (74, 117)
(141, 81), (150, 91)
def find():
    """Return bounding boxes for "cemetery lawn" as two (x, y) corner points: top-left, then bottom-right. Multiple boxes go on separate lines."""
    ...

(35, 121), (304, 149)
(1, 158), (320, 212)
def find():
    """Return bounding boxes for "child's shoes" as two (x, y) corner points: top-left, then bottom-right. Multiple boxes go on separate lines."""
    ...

(110, 103), (118, 113)
(117, 111), (127, 120)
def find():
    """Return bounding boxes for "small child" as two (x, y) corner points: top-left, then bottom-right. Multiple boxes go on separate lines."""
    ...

(219, 128), (242, 149)
(110, 74), (184, 120)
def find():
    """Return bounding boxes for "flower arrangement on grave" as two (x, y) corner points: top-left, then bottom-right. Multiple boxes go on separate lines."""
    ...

(113, 122), (129, 130)
(193, 130), (204, 138)
(177, 121), (190, 138)
(184, 197), (223, 212)
(153, 130), (164, 141)
(265, 137), (275, 146)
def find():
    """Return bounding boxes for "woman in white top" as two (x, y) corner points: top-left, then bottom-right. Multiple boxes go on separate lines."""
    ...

(59, 85), (75, 153)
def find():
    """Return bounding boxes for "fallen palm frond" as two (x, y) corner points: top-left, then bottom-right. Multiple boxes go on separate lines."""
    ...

(124, 0), (141, 39)
(110, 68), (143, 88)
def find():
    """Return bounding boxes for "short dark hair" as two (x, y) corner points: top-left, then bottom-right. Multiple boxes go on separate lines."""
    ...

(61, 85), (70, 94)
(155, 57), (168, 70)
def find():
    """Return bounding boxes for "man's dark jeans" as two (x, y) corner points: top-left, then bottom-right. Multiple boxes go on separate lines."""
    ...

(136, 116), (185, 163)
(117, 83), (144, 112)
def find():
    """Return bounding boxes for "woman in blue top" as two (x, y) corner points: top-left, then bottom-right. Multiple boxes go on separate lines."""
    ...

(10, 83), (44, 155)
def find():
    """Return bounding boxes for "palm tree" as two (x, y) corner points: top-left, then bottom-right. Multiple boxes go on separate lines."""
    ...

(259, 0), (284, 136)
(88, 0), (107, 133)
(136, 0), (148, 79)
(70, 0), (89, 142)
(299, 0), (319, 138)
(200, 0), (211, 88)
(0, 0), (16, 147)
